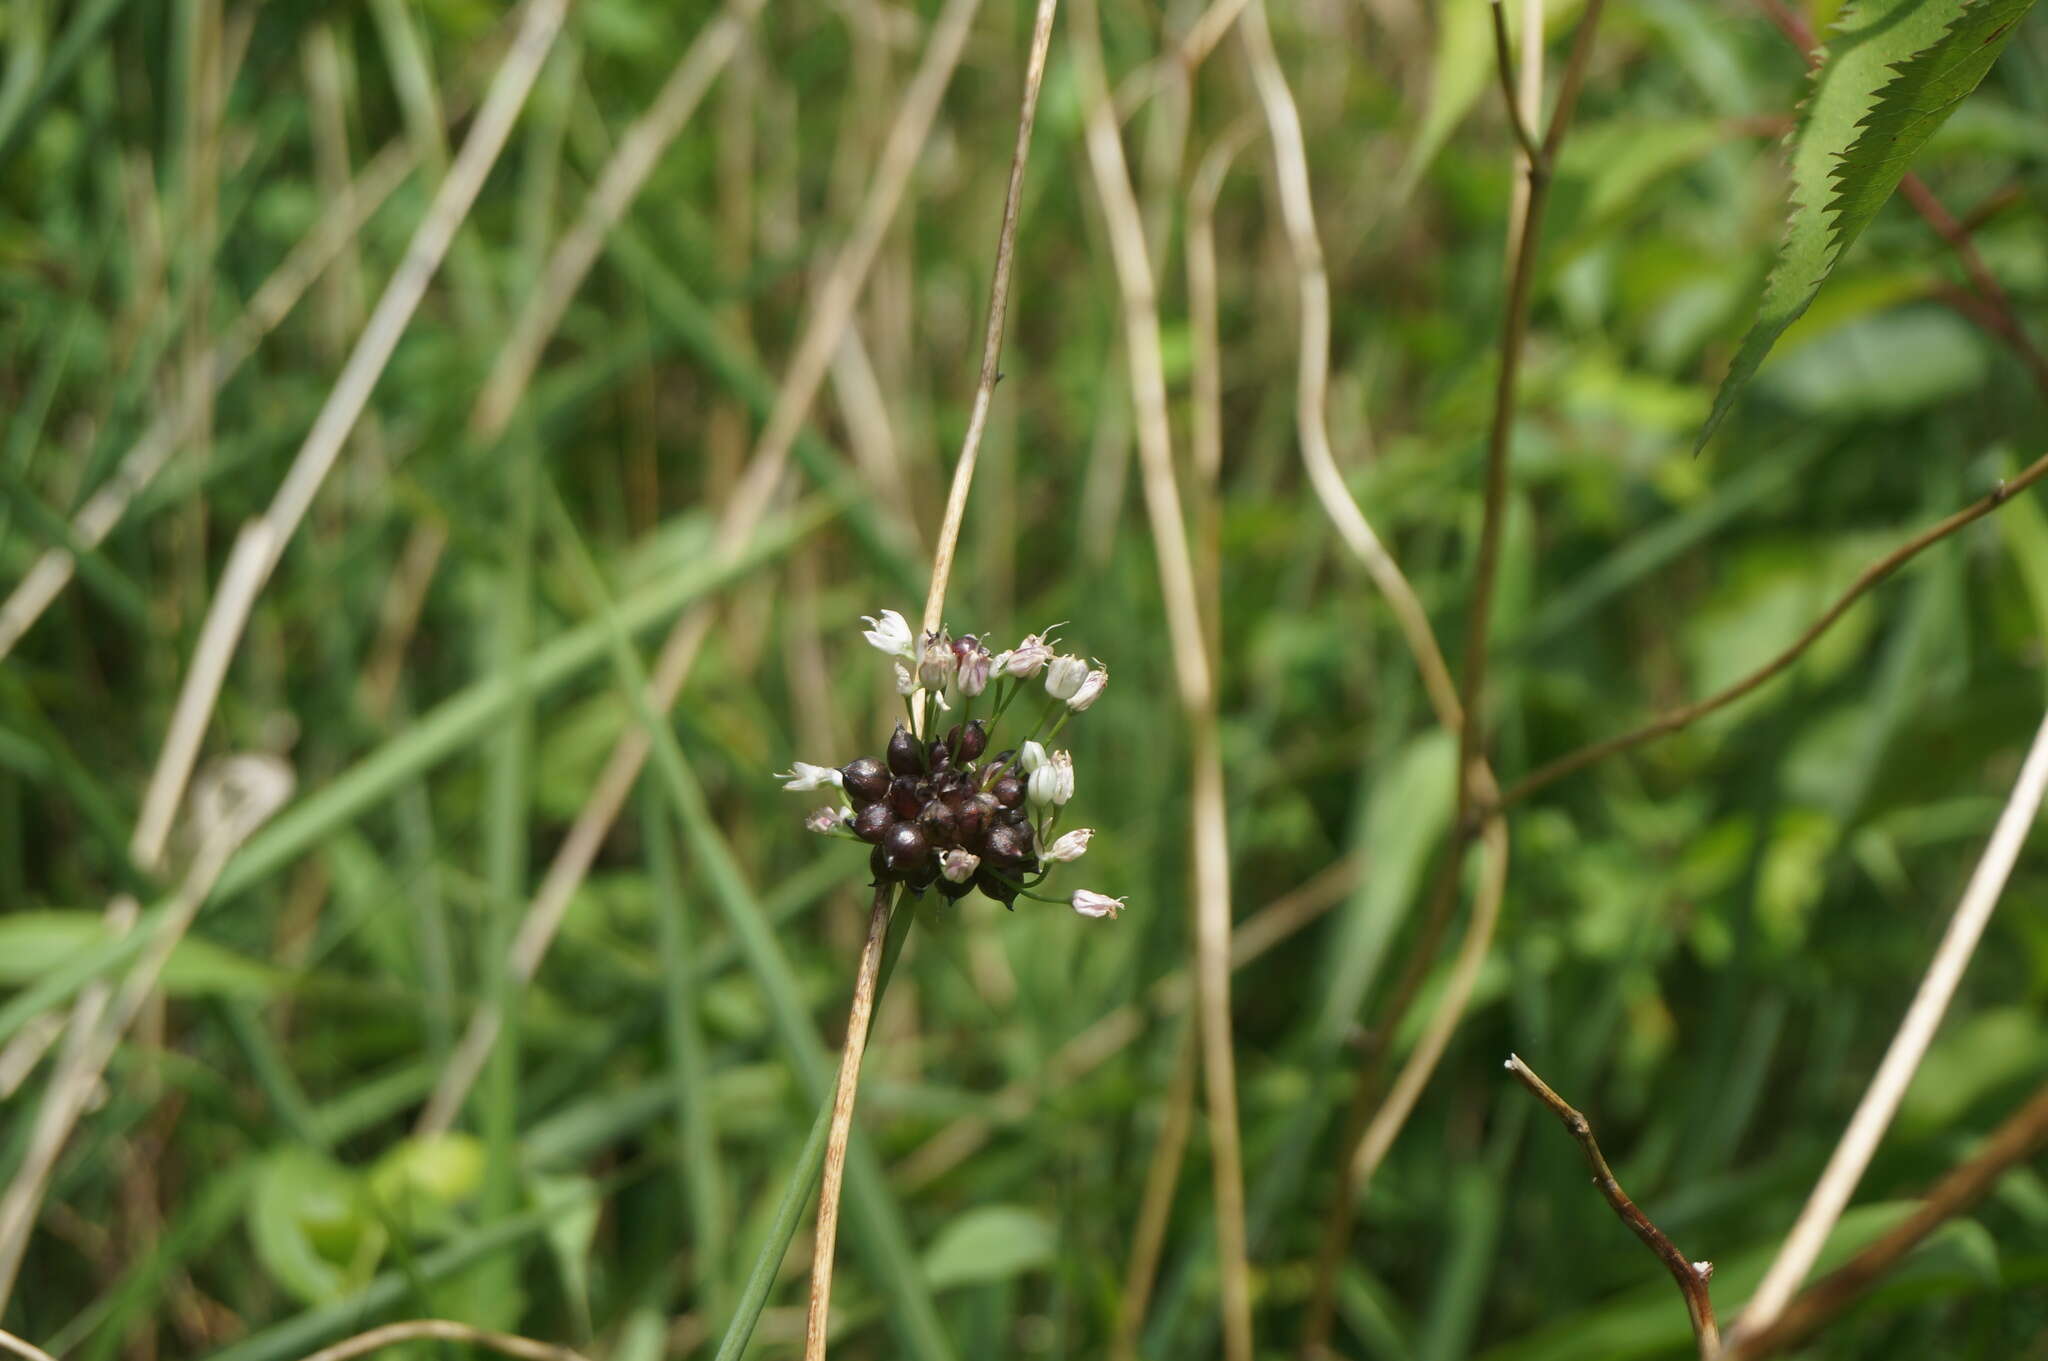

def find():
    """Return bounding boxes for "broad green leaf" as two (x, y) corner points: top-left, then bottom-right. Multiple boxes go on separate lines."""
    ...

(921, 1206), (1058, 1290)
(0, 911), (282, 998)
(1697, 0), (2036, 449)
(1314, 729), (1457, 1046)
(247, 1150), (383, 1307)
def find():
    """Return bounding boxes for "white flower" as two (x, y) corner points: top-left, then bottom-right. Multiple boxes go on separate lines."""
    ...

(1044, 654), (1089, 700)
(806, 806), (853, 835)
(1071, 889), (1125, 920)
(776, 762), (844, 792)
(1044, 828), (1093, 862)
(1028, 749), (1074, 807)
(1018, 740), (1048, 773)
(940, 849), (980, 883)
(1001, 627), (1062, 679)
(918, 629), (957, 693)
(861, 609), (917, 661)
(893, 661), (917, 696)
(1067, 662), (1108, 711)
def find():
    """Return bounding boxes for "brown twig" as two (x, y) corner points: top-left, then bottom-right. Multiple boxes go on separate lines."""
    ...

(1489, 0), (1541, 168)
(1729, 1077), (2048, 1361)
(803, 887), (896, 1361)
(1503, 449), (2048, 807)
(1507, 1055), (1721, 1354)
(1296, 7), (1601, 1348)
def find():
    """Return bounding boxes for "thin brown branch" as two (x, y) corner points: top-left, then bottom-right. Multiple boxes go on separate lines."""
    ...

(294, 1321), (588, 1361)
(1489, 0), (1541, 168)
(1507, 1055), (1721, 1354)
(803, 887), (895, 1361)
(1729, 1077), (2048, 1361)
(1503, 449), (2048, 807)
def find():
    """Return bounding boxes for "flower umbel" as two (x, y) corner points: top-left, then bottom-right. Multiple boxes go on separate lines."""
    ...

(773, 612), (1121, 917)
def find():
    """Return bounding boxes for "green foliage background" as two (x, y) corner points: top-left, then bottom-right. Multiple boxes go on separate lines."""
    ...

(2, 0), (2047, 1357)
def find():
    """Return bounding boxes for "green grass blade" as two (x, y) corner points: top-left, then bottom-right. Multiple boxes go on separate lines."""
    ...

(217, 497), (832, 900)
(543, 489), (955, 1361)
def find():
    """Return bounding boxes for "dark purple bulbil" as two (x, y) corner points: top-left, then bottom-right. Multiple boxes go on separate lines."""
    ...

(836, 730), (1042, 901)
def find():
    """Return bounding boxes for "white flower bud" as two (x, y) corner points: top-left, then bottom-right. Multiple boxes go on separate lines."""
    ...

(1070, 889), (1125, 920)
(776, 762), (844, 792)
(1002, 628), (1061, 678)
(1067, 662), (1108, 711)
(1044, 654), (1089, 700)
(1028, 749), (1074, 807)
(956, 638), (993, 697)
(1019, 740), (1048, 773)
(861, 609), (917, 661)
(940, 849), (980, 883)
(918, 630), (957, 693)
(893, 661), (917, 696)
(1044, 828), (1093, 862)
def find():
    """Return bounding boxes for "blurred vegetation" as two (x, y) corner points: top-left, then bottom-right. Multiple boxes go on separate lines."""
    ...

(3, 0), (2047, 1358)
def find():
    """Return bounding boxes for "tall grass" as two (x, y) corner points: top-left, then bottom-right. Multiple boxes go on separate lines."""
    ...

(3, 1), (2048, 1359)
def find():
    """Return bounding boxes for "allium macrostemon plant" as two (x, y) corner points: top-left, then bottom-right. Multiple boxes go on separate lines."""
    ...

(778, 610), (1122, 920)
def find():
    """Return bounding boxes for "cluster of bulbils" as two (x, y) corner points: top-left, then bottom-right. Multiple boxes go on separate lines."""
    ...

(777, 610), (1125, 921)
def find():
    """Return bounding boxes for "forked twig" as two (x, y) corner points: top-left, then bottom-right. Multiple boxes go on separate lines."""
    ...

(1507, 1054), (1721, 1353)
(1730, 703), (2048, 1342)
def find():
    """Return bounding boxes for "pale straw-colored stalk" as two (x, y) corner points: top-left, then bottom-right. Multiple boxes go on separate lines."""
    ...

(293, 1319), (588, 1361)
(1730, 704), (2048, 1344)
(1072, 0), (1251, 1354)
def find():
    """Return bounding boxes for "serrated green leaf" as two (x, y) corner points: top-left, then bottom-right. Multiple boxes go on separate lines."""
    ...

(1697, 0), (2036, 450)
